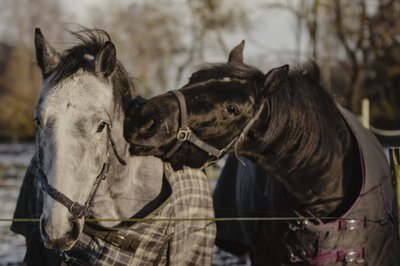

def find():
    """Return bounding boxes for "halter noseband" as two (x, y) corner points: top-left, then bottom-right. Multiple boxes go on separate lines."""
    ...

(36, 124), (126, 219)
(164, 90), (264, 166)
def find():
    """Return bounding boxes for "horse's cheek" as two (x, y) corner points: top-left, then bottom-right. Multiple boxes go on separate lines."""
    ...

(94, 155), (101, 166)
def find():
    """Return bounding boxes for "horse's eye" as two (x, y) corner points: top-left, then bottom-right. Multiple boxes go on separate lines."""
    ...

(97, 122), (107, 133)
(226, 105), (238, 115)
(34, 117), (41, 127)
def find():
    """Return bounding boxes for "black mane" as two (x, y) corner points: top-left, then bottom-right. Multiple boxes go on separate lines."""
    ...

(47, 29), (136, 110)
(254, 62), (352, 203)
(188, 63), (265, 85)
(289, 61), (321, 85)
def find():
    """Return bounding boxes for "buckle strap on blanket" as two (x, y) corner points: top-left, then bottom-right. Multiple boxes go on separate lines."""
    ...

(305, 247), (366, 265)
(288, 217), (368, 233)
(83, 224), (140, 252)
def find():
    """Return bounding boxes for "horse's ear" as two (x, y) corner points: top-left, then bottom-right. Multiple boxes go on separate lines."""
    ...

(94, 41), (117, 78)
(35, 28), (61, 76)
(261, 64), (289, 95)
(228, 40), (245, 64)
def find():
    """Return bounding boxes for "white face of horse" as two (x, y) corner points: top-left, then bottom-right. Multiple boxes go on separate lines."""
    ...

(34, 29), (118, 250)
(36, 73), (114, 248)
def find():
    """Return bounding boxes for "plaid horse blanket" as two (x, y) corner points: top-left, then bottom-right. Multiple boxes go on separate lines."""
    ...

(64, 163), (216, 266)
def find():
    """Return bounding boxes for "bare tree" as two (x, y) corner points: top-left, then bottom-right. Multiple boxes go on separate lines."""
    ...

(89, 0), (249, 95)
(365, 0), (400, 126)
(262, 0), (400, 122)
(261, 0), (321, 60)
(0, 0), (63, 140)
(0, 46), (41, 138)
(327, 0), (400, 118)
(89, 1), (184, 96)
(0, 0), (63, 45)
(175, 0), (250, 86)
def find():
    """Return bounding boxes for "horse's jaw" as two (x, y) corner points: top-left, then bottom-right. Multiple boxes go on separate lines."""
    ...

(89, 154), (164, 228)
(167, 144), (213, 170)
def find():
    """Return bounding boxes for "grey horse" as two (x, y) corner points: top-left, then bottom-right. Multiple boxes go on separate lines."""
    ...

(11, 28), (215, 265)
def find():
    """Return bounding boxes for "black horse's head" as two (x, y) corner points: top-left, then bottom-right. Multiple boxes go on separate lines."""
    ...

(124, 41), (289, 169)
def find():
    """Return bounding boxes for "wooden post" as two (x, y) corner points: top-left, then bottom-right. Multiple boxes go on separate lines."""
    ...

(390, 147), (400, 265)
(361, 98), (370, 129)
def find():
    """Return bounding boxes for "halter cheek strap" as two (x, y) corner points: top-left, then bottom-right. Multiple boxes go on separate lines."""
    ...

(36, 160), (109, 219)
(164, 90), (264, 166)
(164, 90), (233, 160)
(36, 124), (125, 219)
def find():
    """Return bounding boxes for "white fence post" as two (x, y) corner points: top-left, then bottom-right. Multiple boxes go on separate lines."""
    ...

(361, 98), (370, 129)
(390, 147), (400, 266)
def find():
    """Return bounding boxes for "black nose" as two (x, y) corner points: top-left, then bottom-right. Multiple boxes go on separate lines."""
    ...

(124, 97), (146, 142)
(40, 216), (81, 246)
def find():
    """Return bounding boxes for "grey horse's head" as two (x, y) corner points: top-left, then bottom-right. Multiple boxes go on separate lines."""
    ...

(34, 28), (134, 250)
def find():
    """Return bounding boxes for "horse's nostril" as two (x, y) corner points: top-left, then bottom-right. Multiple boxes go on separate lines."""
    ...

(140, 118), (156, 133)
(40, 217), (49, 241)
(69, 218), (80, 240)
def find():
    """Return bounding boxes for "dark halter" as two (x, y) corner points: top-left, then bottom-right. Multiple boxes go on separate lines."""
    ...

(36, 124), (126, 219)
(164, 90), (264, 167)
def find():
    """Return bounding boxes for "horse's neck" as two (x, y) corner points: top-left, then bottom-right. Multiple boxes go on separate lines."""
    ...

(90, 116), (164, 227)
(246, 102), (356, 217)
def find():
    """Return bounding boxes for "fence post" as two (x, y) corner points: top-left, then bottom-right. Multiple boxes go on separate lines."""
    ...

(390, 147), (400, 265)
(360, 98), (370, 129)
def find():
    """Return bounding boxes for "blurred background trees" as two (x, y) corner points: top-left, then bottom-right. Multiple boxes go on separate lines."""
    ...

(0, 0), (63, 141)
(0, 0), (399, 143)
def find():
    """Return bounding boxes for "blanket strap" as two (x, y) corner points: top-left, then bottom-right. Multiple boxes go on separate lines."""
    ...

(83, 224), (140, 252)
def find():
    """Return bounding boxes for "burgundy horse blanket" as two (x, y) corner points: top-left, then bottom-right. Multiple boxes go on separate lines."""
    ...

(214, 106), (395, 265)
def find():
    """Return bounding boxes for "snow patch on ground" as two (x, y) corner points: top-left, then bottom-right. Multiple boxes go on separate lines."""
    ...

(0, 143), (34, 265)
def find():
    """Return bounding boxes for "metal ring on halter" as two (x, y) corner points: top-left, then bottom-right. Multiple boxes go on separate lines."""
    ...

(68, 202), (88, 219)
(176, 128), (191, 141)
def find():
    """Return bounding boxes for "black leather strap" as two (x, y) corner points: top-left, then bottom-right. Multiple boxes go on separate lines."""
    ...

(36, 161), (109, 219)
(83, 223), (140, 252)
(36, 167), (89, 218)
(165, 90), (264, 166)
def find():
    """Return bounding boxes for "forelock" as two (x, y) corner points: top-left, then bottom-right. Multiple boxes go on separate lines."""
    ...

(46, 29), (111, 86)
(41, 28), (136, 111)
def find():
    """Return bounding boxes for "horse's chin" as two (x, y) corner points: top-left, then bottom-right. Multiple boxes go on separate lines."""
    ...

(40, 213), (83, 252)
(43, 238), (78, 251)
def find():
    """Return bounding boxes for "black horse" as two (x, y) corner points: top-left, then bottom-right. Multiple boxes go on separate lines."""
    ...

(125, 42), (395, 265)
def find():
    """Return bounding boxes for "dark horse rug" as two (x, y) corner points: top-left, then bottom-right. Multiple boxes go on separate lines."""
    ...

(11, 161), (215, 265)
(213, 106), (395, 265)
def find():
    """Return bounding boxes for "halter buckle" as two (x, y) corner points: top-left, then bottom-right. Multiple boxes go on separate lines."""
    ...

(69, 202), (87, 218)
(176, 128), (191, 141)
(111, 234), (126, 247)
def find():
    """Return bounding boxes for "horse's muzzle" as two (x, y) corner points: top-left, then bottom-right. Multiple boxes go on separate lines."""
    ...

(40, 215), (81, 251)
